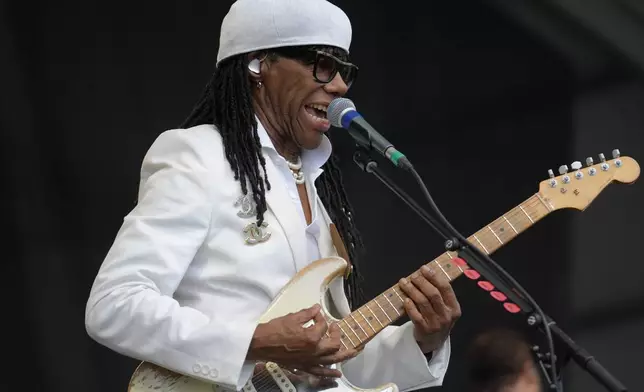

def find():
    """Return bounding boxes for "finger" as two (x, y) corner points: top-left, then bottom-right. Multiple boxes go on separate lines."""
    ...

(313, 325), (342, 356)
(306, 309), (329, 340)
(318, 347), (361, 365)
(300, 365), (342, 378)
(403, 298), (437, 333)
(411, 269), (448, 319)
(295, 303), (321, 322)
(279, 367), (308, 382)
(421, 264), (460, 312)
(399, 275), (444, 320)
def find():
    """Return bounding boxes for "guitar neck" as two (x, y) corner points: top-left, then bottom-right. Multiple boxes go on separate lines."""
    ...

(335, 192), (554, 350)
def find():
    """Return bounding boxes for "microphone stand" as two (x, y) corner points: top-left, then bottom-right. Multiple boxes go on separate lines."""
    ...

(352, 147), (627, 392)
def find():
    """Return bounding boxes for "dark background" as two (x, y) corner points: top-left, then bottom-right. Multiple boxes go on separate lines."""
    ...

(2, 0), (643, 391)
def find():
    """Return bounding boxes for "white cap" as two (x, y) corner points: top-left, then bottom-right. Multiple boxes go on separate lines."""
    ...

(216, 0), (352, 66)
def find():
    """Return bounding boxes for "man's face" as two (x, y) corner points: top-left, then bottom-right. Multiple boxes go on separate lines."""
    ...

(255, 47), (357, 150)
(503, 362), (543, 392)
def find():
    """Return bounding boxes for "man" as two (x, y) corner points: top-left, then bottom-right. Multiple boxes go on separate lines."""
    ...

(467, 328), (543, 392)
(85, 0), (461, 390)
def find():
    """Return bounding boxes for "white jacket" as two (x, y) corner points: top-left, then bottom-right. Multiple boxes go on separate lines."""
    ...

(85, 123), (451, 391)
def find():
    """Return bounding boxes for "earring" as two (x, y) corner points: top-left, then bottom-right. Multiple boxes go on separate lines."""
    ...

(257, 81), (263, 88)
(248, 59), (261, 74)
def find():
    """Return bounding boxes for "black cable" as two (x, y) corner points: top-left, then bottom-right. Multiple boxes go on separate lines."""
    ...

(404, 162), (560, 391)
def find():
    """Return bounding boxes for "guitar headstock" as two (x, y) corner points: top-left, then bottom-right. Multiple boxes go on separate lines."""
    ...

(538, 149), (640, 211)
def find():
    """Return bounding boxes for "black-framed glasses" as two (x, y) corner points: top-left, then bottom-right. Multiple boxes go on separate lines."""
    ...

(272, 48), (359, 88)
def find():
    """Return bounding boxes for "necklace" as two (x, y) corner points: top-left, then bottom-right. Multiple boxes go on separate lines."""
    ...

(286, 157), (305, 185)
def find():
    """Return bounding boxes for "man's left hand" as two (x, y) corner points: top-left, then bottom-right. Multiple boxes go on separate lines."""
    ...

(399, 264), (462, 354)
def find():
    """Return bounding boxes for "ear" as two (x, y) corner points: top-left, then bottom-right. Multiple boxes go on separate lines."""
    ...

(246, 52), (266, 81)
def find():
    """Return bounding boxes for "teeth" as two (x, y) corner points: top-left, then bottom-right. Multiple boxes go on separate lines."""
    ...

(307, 111), (325, 120)
(309, 104), (327, 112)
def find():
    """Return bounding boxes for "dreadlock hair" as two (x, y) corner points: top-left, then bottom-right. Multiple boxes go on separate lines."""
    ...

(179, 46), (365, 308)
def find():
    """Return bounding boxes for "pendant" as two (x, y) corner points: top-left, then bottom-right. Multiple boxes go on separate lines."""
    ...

(286, 156), (303, 171)
(243, 221), (271, 245)
(292, 170), (305, 185)
(234, 193), (256, 218)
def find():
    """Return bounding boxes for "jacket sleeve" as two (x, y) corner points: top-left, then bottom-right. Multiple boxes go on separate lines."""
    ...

(84, 129), (256, 390)
(328, 279), (451, 390)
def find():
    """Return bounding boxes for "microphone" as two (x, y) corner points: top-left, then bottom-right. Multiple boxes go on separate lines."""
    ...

(327, 98), (412, 170)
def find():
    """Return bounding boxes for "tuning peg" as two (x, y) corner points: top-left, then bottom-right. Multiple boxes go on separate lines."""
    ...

(547, 169), (557, 187)
(599, 153), (606, 162)
(558, 165), (568, 175)
(612, 149), (620, 159)
(586, 157), (593, 166)
(571, 161), (582, 170)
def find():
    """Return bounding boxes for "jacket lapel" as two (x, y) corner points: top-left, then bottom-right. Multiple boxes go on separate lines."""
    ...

(263, 156), (308, 272)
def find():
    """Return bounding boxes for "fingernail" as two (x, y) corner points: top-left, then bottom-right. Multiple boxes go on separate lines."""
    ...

(422, 265), (435, 275)
(400, 277), (408, 284)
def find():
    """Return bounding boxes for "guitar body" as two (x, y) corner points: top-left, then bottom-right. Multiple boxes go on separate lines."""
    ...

(128, 256), (398, 392)
(126, 152), (640, 392)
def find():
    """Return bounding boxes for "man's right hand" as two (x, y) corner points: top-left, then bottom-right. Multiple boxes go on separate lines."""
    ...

(246, 304), (360, 378)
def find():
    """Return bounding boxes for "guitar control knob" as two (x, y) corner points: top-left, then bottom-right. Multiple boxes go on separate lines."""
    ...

(571, 161), (582, 170)
(586, 157), (594, 166)
(612, 149), (620, 159)
(558, 165), (568, 175)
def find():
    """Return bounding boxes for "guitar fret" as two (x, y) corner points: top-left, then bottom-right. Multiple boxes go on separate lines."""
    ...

(536, 193), (553, 212)
(488, 225), (503, 244)
(445, 252), (465, 272)
(357, 309), (376, 333)
(503, 215), (518, 234)
(374, 299), (392, 322)
(350, 313), (368, 337)
(338, 323), (356, 347)
(343, 320), (363, 343)
(391, 287), (405, 304)
(519, 205), (534, 223)
(338, 193), (554, 353)
(434, 261), (451, 281)
(472, 234), (489, 254)
(382, 293), (401, 316)
(365, 303), (384, 328)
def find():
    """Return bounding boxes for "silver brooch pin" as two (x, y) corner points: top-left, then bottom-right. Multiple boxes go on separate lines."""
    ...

(243, 221), (271, 245)
(234, 193), (256, 218)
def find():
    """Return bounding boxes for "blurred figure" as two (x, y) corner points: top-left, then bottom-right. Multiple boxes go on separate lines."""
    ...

(467, 328), (543, 392)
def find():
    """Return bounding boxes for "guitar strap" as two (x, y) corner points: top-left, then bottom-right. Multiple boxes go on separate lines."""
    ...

(318, 197), (353, 279)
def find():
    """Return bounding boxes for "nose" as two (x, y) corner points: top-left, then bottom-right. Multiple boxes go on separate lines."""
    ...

(323, 72), (349, 97)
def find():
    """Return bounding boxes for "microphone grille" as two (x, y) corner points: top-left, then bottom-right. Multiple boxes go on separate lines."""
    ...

(327, 98), (356, 127)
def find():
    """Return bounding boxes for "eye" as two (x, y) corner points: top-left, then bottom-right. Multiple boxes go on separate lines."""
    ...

(315, 55), (337, 81)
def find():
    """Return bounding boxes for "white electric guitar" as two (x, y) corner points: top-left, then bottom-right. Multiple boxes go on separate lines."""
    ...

(128, 150), (639, 392)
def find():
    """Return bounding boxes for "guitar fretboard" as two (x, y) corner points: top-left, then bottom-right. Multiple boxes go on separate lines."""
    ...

(335, 193), (553, 350)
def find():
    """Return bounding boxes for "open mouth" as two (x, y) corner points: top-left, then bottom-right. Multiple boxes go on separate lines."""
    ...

(304, 103), (328, 120)
(303, 103), (330, 132)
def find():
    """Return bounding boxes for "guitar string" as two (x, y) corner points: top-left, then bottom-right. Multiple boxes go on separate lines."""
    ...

(342, 196), (546, 338)
(247, 195), (549, 387)
(343, 196), (547, 343)
(334, 195), (549, 348)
